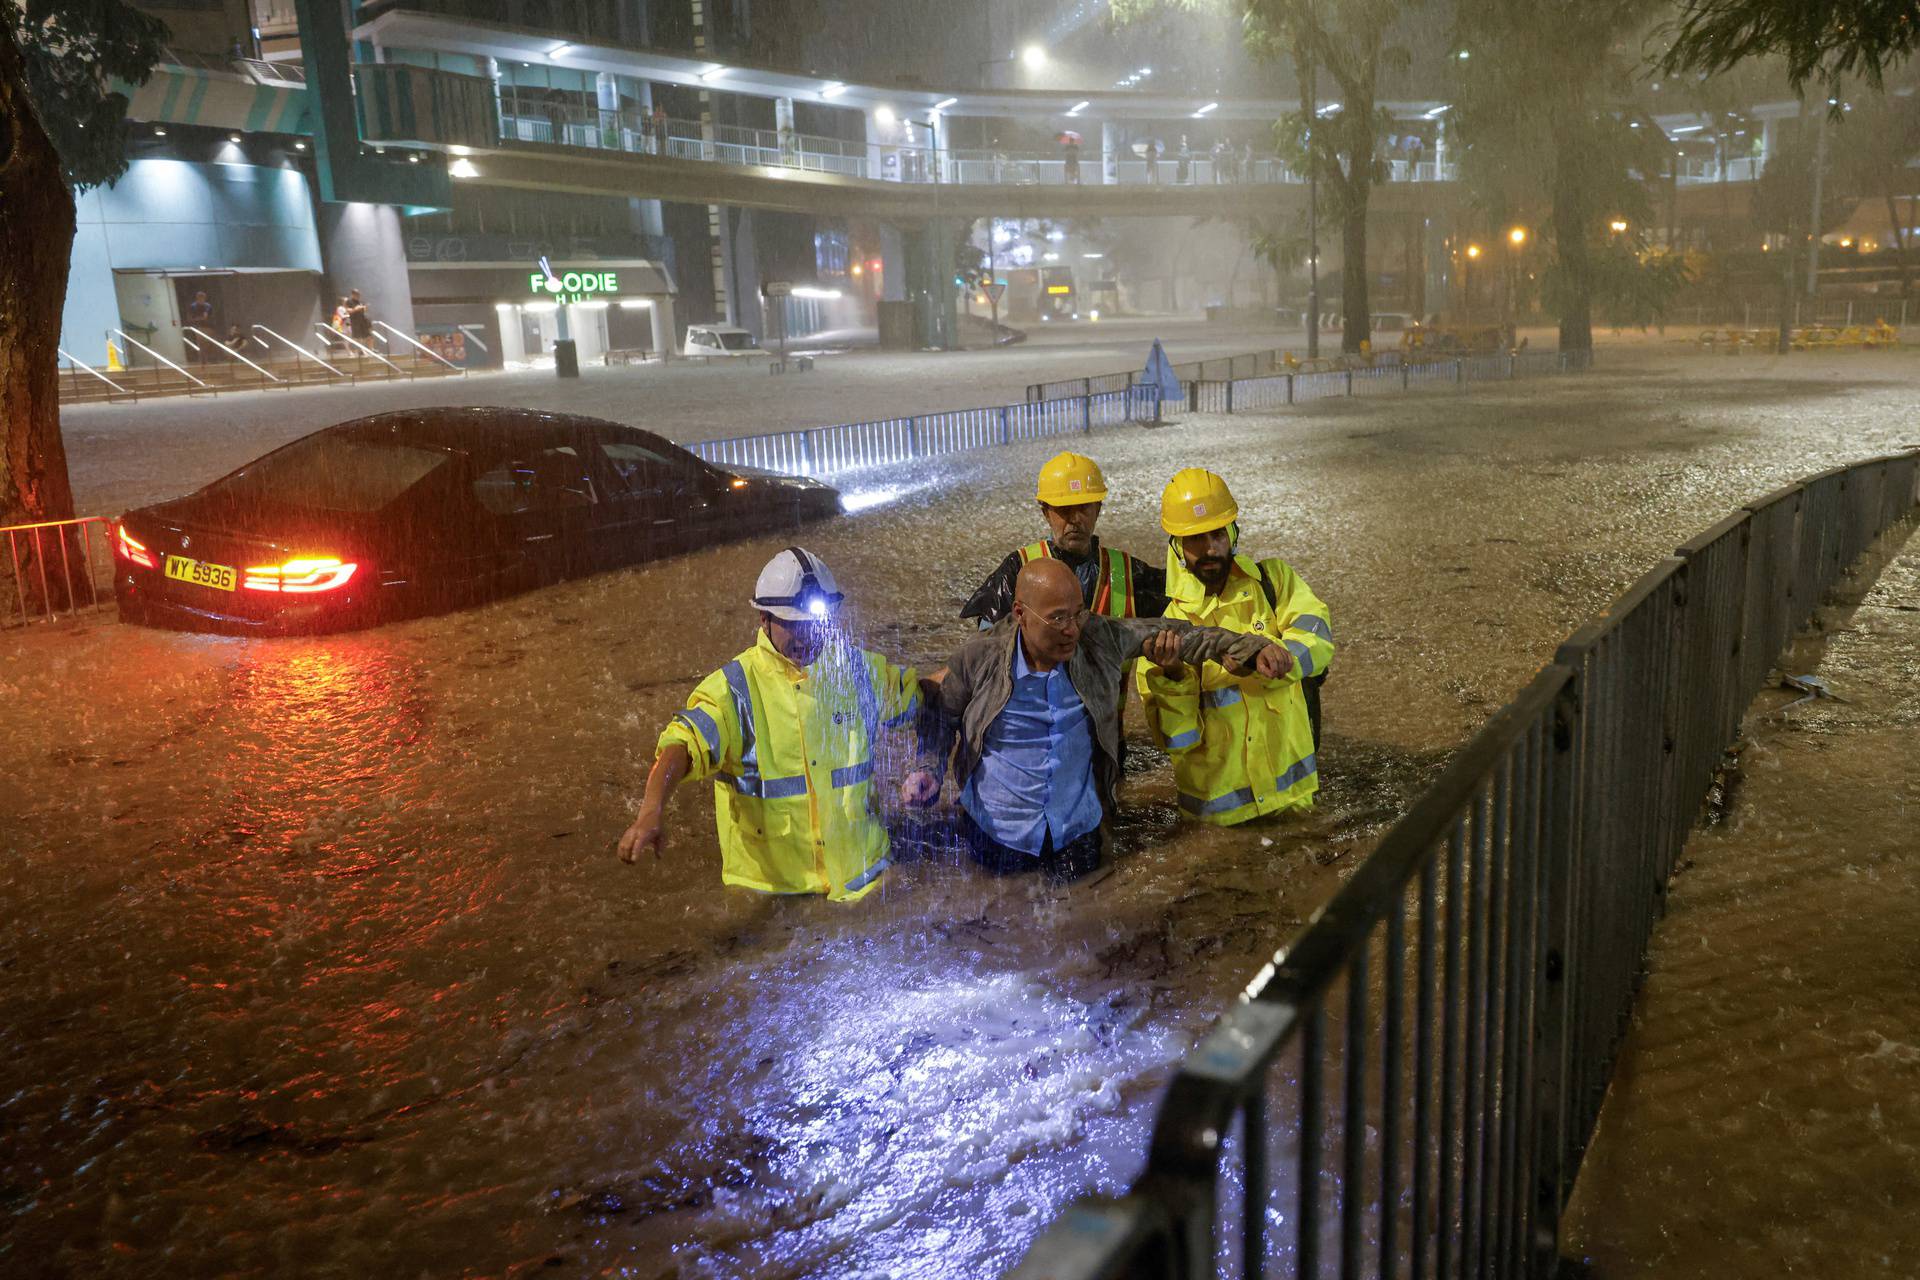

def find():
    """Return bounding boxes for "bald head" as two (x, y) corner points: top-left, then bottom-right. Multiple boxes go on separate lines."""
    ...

(1013, 557), (1087, 669)
(1015, 556), (1081, 613)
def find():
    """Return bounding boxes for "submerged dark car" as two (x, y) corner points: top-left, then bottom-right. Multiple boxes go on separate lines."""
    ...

(113, 408), (839, 634)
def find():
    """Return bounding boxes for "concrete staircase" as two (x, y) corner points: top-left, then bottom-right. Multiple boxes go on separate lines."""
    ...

(57, 351), (465, 406)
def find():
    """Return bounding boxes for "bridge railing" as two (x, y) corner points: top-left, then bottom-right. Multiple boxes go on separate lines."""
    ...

(490, 98), (1467, 190)
(1008, 448), (1920, 1280)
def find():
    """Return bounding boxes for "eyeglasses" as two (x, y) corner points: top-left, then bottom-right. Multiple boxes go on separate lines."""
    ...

(1028, 604), (1090, 635)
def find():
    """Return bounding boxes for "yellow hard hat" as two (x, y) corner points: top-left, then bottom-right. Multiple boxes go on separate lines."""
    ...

(1035, 452), (1108, 506)
(1160, 468), (1238, 536)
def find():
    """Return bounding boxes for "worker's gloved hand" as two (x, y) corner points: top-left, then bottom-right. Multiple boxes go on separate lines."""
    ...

(617, 806), (666, 863)
(1254, 640), (1293, 681)
(900, 770), (941, 808)
(1141, 629), (1185, 676)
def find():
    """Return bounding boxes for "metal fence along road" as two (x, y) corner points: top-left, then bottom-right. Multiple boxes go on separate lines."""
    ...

(1009, 448), (1920, 1280)
(695, 351), (1588, 482)
(2, 516), (115, 629)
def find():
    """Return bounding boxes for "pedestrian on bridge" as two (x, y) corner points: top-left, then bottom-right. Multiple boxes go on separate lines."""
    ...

(1137, 469), (1333, 826)
(960, 452), (1168, 627)
(905, 558), (1283, 883)
(617, 548), (924, 901)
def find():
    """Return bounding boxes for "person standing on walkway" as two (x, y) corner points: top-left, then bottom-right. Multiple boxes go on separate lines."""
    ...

(1064, 138), (1081, 185)
(345, 289), (373, 344)
(185, 290), (214, 364)
(960, 452), (1168, 627)
(618, 548), (923, 901)
(1137, 469), (1334, 826)
(1176, 135), (1192, 184)
(905, 558), (1283, 882)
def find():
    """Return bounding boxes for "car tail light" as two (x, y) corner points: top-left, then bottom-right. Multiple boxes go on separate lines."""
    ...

(242, 558), (358, 594)
(115, 524), (156, 568)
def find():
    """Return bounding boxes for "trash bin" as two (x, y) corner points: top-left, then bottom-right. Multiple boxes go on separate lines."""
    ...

(553, 338), (580, 378)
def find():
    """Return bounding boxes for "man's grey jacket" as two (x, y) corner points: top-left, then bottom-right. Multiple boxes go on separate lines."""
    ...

(915, 614), (1274, 817)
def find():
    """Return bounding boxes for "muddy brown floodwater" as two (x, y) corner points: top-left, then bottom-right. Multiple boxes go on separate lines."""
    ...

(2, 349), (1917, 1277)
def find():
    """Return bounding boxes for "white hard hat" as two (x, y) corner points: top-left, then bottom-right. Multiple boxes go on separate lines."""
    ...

(751, 546), (845, 621)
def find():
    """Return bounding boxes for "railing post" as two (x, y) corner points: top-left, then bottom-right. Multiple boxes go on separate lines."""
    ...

(1456, 358), (1465, 385)
(799, 430), (815, 475)
(1225, 380), (1234, 414)
(1403, 362), (1410, 390)
(1530, 674), (1581, 1280)
(999, 405), (1011, 445)
(908, 415), (921, 457)
(1345, 368), (1354, 396)
(1084, 393), (1093, 433)
(1188, 382), (1199, 414)
(1508, 353), (1517, 379)
(1287, 373), (1295, 405)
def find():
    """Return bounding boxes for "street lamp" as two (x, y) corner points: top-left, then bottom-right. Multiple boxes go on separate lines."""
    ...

(1507, 226), (1527, 247)
(1021, 44), (1048, 71)
(1609, 218), (1629, 234)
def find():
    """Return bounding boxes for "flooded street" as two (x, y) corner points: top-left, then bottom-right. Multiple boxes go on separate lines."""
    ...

(4, 349), (1919, 1275)
(1561, 532), (1920, 1276)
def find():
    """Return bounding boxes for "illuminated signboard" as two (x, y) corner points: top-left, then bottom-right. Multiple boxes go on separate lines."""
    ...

(530, 269), (621, 305)
(1046, 285), (1072, 295)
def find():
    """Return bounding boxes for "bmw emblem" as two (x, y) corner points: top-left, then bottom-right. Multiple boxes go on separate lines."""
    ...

(180, 534), (191, 549)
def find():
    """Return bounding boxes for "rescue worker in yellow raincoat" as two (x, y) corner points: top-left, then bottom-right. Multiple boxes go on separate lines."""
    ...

(616, 547), (921, 901)
(1137, 469), (1333, 825)
(960, 452), (1170, 627)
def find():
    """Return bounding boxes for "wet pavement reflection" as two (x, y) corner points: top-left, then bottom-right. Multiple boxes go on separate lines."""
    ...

(4, 351), (1918, 1275)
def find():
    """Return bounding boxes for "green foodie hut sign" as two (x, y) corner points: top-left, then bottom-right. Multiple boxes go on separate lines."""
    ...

(529, 268), (621, 305)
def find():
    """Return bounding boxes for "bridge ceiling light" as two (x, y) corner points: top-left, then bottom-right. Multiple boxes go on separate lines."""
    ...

(700, 65), (727, 82)
(821, 82), (846, 99)
(1193, 102), (1218, 117)
(1067, 100), (1089, 116)
(934, 97), (957, 110)
(451, 158), (479, 178)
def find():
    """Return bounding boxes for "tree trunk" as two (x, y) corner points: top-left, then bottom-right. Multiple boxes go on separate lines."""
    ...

(1340, 191), (1370, 353)
(1551, 115), (1593, 353)
(1885, 194), (1912, 297)
(0, 19), (80, 554)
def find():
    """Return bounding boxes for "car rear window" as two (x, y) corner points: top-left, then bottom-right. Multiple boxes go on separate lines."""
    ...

(718, 331), (755, 350)
(204, 434), (449, 513)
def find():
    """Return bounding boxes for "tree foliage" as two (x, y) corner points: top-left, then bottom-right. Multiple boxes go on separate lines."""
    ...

(1110, 0), (1420, 351)
(1661, 0), (1920, 91)
(1451, 0), (1673, 350)
(7, 0), (168, 190)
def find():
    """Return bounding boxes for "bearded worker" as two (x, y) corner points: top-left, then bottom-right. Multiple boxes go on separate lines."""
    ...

(1137, 468), (1333, 825)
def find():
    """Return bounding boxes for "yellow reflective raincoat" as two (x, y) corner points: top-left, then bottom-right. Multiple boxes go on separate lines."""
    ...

(1137, 552), (1332, 825)
(658, 630), (920, 900)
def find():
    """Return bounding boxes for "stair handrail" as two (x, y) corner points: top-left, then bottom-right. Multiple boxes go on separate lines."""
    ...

(253, 324), (345, 377)
(318, 324), (408, 376)
(57, 348), (132, 397)
(374, 319), (464, 372)
(111, 328), (210, 388)
(184, 326), (284, 384)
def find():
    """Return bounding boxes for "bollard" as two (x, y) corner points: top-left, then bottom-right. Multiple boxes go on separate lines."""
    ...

(1402, 362), (1410, 390)
(1226, 380), (1235, 414)
(1189, 382), (1200, 414)
(908, 416), (920, 457)
(799, 430), (815, 475)
(1455, 358), (1464, 385)
(1345, 369), (1353, 396)
(1083, 393), (1092, 432)
(999, 405), (1011, 446)
(1286, 373), (1295, 405)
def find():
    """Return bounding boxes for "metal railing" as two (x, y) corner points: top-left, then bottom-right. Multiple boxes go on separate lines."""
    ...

(56, 348), (135, 402)
(689, 385), (1163, 478)
(1011, 447), (1920, 1279)
(492, 98), (1459, 191)
(374, 319), (466, 372)
(690, 350), (1584, 482)
(184, 327), (286, 388)
(2, 516), (117, 628)
(111, 328), (212, 391)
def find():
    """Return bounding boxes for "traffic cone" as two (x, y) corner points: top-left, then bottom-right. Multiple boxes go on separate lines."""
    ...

(106, 342), (124, 372)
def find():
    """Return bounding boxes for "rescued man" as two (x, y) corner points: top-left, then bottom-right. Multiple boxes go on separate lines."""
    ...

(1137, 468), (1334, 825)
(904, 557), (1287, 881)
(616, 547), (921, 901)
(959, 451), (1170, 626)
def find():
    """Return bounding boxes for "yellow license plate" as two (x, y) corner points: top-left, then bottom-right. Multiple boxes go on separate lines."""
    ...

(164, 554), (237, 592)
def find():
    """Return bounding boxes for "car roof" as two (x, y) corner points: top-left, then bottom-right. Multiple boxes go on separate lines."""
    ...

(326, 408), (679, 456)
(689, 324), (751, 334)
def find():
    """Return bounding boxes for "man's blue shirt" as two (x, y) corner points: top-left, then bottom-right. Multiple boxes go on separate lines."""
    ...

(961, 641), (1103, 854)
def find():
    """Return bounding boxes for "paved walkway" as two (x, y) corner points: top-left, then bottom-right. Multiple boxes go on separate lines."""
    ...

(1562, 526), (1920, 1276)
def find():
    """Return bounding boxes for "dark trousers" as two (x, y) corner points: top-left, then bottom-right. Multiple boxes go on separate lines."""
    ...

(1304, 670), (1327, 753)
(960, 810), (1103, 882)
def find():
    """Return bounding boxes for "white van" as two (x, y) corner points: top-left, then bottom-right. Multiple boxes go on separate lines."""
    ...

(683, 324), (762, 361)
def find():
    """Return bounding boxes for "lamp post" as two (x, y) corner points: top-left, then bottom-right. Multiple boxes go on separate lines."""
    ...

(1506, 225), (1526, 333)
(979, 43), (1046, 89)
(1464, 242), (1482, 325)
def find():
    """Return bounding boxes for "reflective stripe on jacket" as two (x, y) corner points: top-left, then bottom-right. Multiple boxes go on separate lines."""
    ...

(1018, 540), (1136, 617)
(1137, 552), (1332, 826)
(658, 629), (919, 900)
